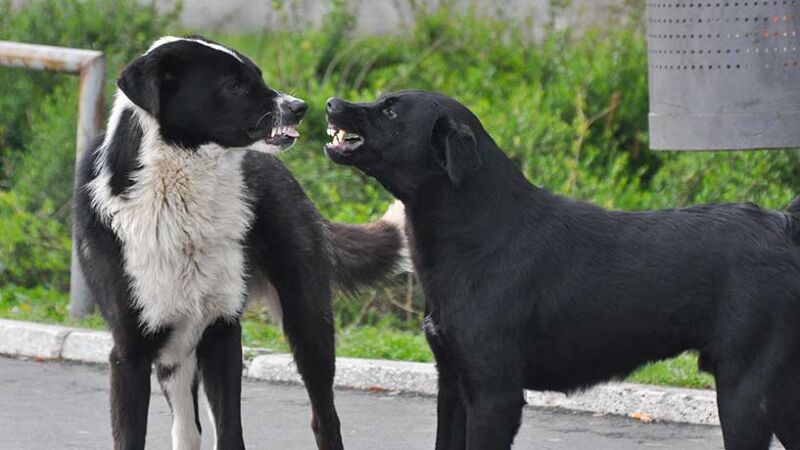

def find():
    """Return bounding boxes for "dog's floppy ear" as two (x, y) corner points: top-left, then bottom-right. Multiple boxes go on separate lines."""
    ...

(430, 116), (482, 187)
(117, 51), (168, 117)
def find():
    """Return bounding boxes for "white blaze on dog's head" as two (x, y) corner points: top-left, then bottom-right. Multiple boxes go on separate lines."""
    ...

(103, 36), (307, 157)
(146, 36), (244, 63)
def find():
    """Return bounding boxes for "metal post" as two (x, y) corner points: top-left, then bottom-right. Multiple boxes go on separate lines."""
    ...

(0, 41), (105, 317)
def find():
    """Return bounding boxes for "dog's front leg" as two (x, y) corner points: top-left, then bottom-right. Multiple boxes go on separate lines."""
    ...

(109, 344), (155, 450)
(156, 355), (202, 450)
(463, 386), (524, 450)
(197, 318), (245, 450)
(459, 342), (525, 450)
(426, 315), (467, 450)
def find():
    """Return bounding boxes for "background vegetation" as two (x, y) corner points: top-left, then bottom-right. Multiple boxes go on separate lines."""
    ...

(6, 0), (797, 389)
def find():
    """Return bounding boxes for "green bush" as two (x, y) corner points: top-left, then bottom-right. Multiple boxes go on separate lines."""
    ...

(0, 191), (70, 289)
(3, 0), (800, 356)
(0, 0), (181, 292)
(0, 0), (181, 184)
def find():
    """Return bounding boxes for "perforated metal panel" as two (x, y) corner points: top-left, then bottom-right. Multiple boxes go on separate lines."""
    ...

(647, 1), (800, 150)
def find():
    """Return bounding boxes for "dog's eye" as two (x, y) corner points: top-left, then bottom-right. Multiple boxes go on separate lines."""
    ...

(382, 108), (397, 119)
(226, 81), (243, 92)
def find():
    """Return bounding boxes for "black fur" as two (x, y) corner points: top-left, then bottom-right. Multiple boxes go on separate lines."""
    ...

(74, 37), (405, 450)
(326, 90), (800, 450)
(106, 109), (143, 196)
(326, 221), (405, 292)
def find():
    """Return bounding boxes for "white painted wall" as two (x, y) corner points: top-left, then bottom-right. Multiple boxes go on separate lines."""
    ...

(173, 0), (624, 34)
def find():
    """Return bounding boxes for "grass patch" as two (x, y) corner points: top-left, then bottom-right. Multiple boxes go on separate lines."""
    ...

(0, 285), (105, 330)
(0, 287), (715, 389)
(242, 318), (432, 362)
(629, 353), (715, 390)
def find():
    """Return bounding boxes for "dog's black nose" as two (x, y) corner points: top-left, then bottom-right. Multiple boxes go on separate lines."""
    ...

(326, 97), (343, 114)
(285, 98), (308, 116)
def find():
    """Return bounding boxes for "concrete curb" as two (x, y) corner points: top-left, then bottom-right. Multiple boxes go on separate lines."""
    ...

(0, 318), (73, 359)
(0, 318), (720, 426)
(247, 354), (439, 395)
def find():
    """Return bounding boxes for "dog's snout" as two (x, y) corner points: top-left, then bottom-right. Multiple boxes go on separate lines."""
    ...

(278, 94), (308, 121)
(286, 98), (308, 115)
(326, 97), (344, 114)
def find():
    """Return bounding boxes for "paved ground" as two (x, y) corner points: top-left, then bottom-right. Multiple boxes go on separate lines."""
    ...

(0, 356), (734, 450)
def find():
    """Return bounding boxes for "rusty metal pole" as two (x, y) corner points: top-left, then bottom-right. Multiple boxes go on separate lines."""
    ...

(0, 41), (105, 317)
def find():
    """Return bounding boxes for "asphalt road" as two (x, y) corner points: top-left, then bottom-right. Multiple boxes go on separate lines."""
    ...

(0, 356), (734, 450)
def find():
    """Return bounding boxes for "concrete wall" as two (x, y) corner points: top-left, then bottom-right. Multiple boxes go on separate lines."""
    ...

(174, 0), (625, 34)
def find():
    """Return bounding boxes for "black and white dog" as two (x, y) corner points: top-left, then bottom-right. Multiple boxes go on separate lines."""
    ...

(73, 36), (407, 450)
(325, 90), (800, 450)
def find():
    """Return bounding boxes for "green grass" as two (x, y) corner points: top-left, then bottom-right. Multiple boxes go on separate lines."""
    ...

(630, 353), (714, 389)
(242, 318), (432, 362)
(0, 285), (432, 361)
(0, 284), (105, 330)
(0, 285), (715, 389)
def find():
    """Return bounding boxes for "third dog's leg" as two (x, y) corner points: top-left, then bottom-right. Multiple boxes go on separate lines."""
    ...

(427, 318), (466, 450)
(459, 343), (524, 450)
(464, 387), (524, 450)
(197, 319), (245, 450)
(280, 289), (343, 450)
(435, 367), (467, 450)
(157, 355), (202, 450)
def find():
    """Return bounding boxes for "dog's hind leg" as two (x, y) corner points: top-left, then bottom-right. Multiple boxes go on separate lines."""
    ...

(278, 286), (343, 450)
(157, 355), (202, 450)
(197, 318), (245, 450)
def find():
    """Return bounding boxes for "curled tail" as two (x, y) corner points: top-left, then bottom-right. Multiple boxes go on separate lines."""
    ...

(326, 200), (411, 292)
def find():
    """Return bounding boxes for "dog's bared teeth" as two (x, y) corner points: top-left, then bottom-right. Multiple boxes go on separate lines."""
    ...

(327, 127), (336, 137)
(285, 125), (300, 138)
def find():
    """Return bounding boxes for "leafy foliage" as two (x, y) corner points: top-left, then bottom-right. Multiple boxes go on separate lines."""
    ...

(1, 0), (798, 388)
(0, 191), (70, 289)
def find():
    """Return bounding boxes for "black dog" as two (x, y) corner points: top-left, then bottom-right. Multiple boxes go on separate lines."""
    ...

(74, 36), (407, 450)
(325, 90), (800, 450)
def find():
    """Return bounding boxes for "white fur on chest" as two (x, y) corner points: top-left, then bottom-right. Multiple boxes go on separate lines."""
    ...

(89, 104), (254, 333)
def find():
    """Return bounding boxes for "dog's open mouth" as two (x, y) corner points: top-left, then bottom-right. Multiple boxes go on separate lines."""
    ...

(264, 124), (300, 147)
(324, 122), (364, 155)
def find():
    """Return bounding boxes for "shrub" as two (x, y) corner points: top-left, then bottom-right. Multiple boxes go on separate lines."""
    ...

(0, 191), (70, 289)
(0, 0), (181, 299)
(3, 0), (800, 332)
(0, 0), (181, 186)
